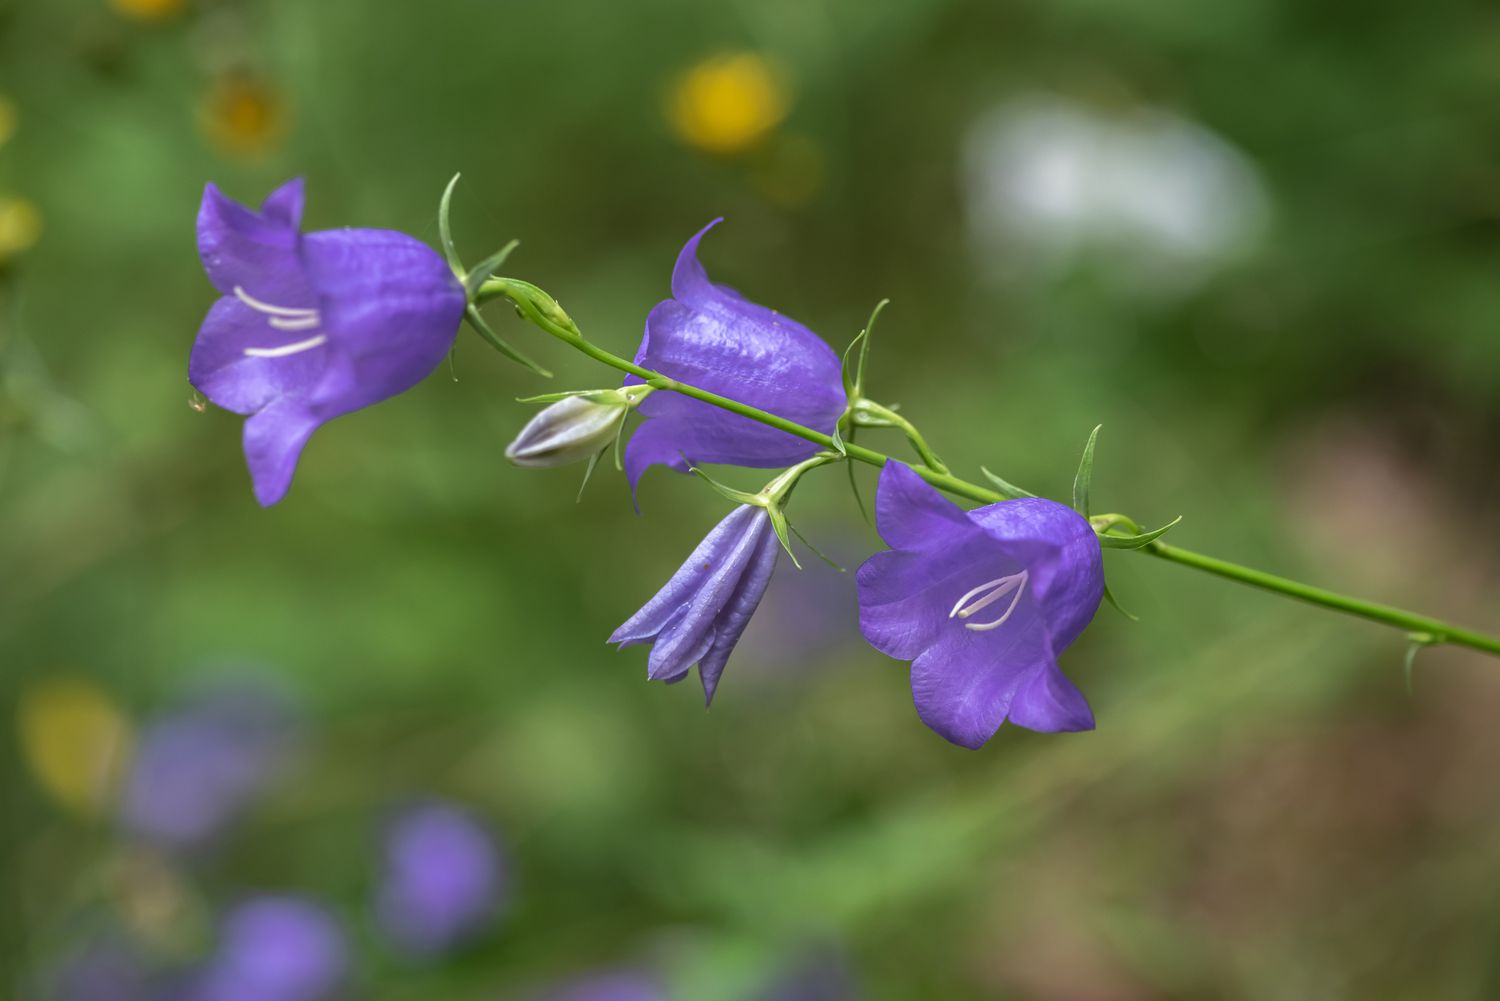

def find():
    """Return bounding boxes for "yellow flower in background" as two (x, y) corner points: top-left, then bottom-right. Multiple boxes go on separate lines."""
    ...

(0, 196), (43, 262)
(199, 73), (288, 158)
(0, 94), (17, 148)
(108, 0), (188, 23)
(18, 677), (133, 817)
(667, 52), (790, 156)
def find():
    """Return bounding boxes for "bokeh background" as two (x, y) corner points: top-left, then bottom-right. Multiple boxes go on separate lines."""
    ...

(4, 0), (1500, 997)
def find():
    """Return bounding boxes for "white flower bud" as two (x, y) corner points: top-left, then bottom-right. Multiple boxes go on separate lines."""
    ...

(505, 392), (632, 468)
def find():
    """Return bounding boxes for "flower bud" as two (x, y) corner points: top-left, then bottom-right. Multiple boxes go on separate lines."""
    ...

(505, 390), (643, 468)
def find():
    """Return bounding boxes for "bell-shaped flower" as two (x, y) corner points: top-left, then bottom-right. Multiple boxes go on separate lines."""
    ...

(856, 462), (1104, 749)
(623, 220), (846, 495)
(189, 178), (466, 506)
(610, 503), (780, 705)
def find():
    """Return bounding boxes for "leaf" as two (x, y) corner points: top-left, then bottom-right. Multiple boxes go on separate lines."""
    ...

(685, 462), (759, 507)
(979, 466), (1036, 499)
(1072, 424), (1102, 517)
(855, 299), (886, 397)
(1097, 515), (1184, 550)
(464, 305), (553, 378)
(438, 173), (463, 276)
(790, 522), (845, 572)
(463, 239), (520, 300)
(1102, 581), (1138, 621)
(844, 426), (869, 523)
(829, 424), (847, 456)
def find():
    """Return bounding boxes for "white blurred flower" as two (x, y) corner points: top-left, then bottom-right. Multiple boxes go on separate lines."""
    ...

(962, 94), (1270, 296)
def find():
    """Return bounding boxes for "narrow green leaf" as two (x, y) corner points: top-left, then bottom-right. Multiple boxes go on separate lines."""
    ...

(446, 345), (459, 382)
(611, 409), (629, 471)
(686, 463), (759, 506)
(1102, 581), (1138, 621)
(790, 522), (845, 572)
(1403, 632), (1437, 694)
(464, 305), (553, 378)
(844, 427), (869, 523)
(463, 239), (520, 300)
(829, 424), (847, 456)
(839, 329), (866, 396)
(516, 390), (598, 404)
(979, 466), (1036, 499)
(438, 173), (463, 276)
(1072, 424), (1102, 516)
(1097, 515), (1184, 550)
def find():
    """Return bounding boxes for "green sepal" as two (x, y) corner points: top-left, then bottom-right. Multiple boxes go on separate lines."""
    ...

(611, 408), (629, 472)
(463, 240), (520, 300)
(516, 389), (617, 405)
(790, 522), (844, 572)
(1101, 581), (1138, 621)
(576, 448), (604, 503)
(829, 424), (847, 456)
(979, 466), (1036, 500)
(438, 173), (463, 277)
(767, 506), (802, 570)
(464, 305), (553, 377)
(840, 298), (888, 398)
(686, 463), (760, 507)
(1403, 632), (1438, 694)
(1097, 515), (1184, 550)
(1072, 424), (1102, 516)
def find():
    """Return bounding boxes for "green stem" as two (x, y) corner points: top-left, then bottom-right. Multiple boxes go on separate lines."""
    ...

(852, 399), (950, 474)
(475, 277), (1500, 659)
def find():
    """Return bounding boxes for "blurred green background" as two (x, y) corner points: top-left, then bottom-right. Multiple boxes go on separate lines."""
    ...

(4, 0), (1500, 997)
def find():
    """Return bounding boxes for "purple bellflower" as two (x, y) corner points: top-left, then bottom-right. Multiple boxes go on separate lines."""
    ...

(376, 801), (504, 958)
(623, 220), (845, 496)
(189, 896), (348, 1001)
(610, 503), (780, 705)
(856, 462), (1104, 749)
(190, 178), (466, 506)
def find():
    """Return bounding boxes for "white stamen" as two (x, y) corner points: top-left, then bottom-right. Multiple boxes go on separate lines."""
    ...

(234, 285), (318, 317)
(243, 334), (328, 358)
(269, 314), (322, 331)
(949, 570), (1029, 632)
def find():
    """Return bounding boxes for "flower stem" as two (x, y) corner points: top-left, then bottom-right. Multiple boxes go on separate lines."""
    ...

(475, 277), (1500, 659)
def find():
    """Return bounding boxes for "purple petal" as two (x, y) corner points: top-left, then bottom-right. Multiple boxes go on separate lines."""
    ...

(622, 418), (691, 499)
(377, 802), (503, 957)
(190, 297), (334, 416)
(966, 498), (1103, 649)
(298, 229), (465, 412)
(626, 222), (846, 487)
(874, 461), (973, 551)
(855, 544), (999, 660)
(644, 509), (771, 679)
(610, 505), (762, 645)
(197, 182), (315, 306)
(909, 601), (1053, 749)
(243, 398), (322, 507)
(259, 177), (305, 228)
(1006, 661), (1095, 732)
(697, 522), (780, 705)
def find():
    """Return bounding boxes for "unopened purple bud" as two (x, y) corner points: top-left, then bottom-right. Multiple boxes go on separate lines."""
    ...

(376, 801), (504, 958)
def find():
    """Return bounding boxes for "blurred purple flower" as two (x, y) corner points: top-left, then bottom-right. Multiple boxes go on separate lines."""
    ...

(753, 949), (860, 1001)
(190, 178), (466, 506)
(188, 897), (347, 1001)
(538, 971), (668, 1001)
(610, 504), (779, 705)
(623, 220), (845, 496)
(376, 801), (504, 958)
(856, 462), (1103, 749)
(119, 682), (297, 850)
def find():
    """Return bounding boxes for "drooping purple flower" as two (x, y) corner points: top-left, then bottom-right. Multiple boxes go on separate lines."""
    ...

(623, 221), (846, 495)
(190, 178), (466, 506)
(610, 504), (780, 705)
(856, 462), (1103, 749)
(375, 801), (504, 958)
(120, 681), (298, 850)
(187, 897), (348, 1001)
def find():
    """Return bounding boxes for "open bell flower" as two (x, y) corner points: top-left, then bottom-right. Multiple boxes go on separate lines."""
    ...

(856, 462), (1104, 749)
(610, 503), (780, 705)
(623, 220), (845, 496)
(189, 178), (466, 506)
